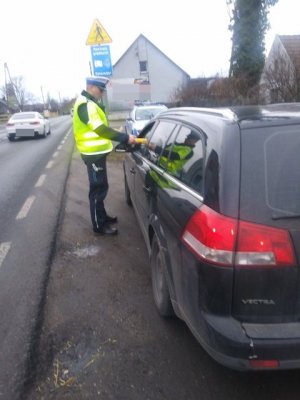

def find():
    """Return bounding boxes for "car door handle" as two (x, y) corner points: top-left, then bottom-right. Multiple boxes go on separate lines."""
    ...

(130, 168), (135, 174)
(143, 185), (152, 193)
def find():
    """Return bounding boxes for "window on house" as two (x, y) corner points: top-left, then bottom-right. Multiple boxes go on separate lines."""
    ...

(139, 61), (148, 73)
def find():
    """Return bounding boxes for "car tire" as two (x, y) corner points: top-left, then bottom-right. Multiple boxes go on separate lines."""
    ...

(124, 173), (132, 206)
(8, 135), (15, 142)
(150, 235), (174, 318)
(42, 127), (47, 138)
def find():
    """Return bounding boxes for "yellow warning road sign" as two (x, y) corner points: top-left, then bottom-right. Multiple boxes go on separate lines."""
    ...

(86, 19), (112, 45)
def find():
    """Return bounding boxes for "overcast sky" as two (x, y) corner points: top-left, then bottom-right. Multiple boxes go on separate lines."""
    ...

(0, 0), (298, 102)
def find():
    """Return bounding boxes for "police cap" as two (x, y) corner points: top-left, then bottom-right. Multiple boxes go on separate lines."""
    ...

(86, 76), (109, 91)
(186, 131), (200, 141)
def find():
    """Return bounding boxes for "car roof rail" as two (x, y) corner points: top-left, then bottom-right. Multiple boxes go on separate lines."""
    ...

(134, 100), (166, 106)
(160, 107), (237, 121)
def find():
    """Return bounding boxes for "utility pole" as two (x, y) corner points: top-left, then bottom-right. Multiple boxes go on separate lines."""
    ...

(58, 91), (62, 115)
(4, 63), (10, 110)
(40, 86), (46, 110)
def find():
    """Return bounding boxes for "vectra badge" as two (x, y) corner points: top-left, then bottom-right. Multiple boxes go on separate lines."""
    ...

(242, 299), (276, 305)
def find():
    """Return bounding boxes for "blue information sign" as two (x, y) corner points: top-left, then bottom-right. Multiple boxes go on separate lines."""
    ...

(90, 45), (112, 76)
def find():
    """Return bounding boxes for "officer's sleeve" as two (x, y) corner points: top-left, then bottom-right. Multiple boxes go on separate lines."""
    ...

(94, 125), (129, 143)
(77, 103), (89, 124)
(79, 101), (129, 143)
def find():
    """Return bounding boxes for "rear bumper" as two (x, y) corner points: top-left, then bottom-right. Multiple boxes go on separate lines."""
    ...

(7, 128), (42, 138)
(190, 312), (300, 370)
(176, 249), (300, 370)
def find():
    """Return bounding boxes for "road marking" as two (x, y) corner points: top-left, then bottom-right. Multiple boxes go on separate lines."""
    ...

(58, 145), (63, 150)
(16, 196), (35, 220)
(0, 242), (11, 269)
(53, 151), (59, 158)
(46, 160), (54, 169)
(35, 174), (46, 188)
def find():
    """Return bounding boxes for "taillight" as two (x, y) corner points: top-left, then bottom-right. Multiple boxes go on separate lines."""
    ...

(6, 122), (14, 126)
(181, 205), (296, 267)
(30, 121), (40, 125)
(181, 205), (237, 266)
(235, 220), (296, 266)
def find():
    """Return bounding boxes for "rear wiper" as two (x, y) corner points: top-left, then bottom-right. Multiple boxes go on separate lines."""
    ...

(272, 213), (300, 220)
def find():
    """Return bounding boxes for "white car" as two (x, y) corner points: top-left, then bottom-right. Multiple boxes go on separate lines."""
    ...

(125, 104), (167, 136)
(6, 112), (51, 141)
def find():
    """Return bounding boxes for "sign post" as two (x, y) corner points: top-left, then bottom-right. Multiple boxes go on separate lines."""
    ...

(90, 45), (112, 77)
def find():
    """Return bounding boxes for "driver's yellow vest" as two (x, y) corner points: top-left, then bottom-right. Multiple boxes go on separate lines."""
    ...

(159, 144), (193, 174)
(73, 96), (113, 155)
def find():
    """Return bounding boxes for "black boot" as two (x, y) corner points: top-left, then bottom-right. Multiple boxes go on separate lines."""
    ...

(93, 225), (118, 235)
(105, 215), (118, 224)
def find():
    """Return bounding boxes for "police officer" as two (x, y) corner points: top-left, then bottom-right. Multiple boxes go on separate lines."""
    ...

(73, 76), (136, 235)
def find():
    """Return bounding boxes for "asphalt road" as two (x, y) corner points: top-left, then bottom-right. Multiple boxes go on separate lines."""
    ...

(24, 134), (300, 400)
(0, 116), (74, 399)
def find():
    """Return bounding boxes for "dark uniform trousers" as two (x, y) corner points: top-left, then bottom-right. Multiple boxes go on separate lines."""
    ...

(85, 155), (108, 230)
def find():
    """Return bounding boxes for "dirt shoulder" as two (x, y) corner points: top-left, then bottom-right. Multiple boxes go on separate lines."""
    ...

(27, 147), (210, 400)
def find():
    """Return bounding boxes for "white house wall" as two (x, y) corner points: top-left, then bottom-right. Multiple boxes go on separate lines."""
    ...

(112, 36), (189, 104)
(263, 36), (291, 74)
(261, 35), (294, 103)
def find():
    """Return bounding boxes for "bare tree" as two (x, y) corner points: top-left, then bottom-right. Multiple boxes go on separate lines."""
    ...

(171, 75), (263, 107)
(10, 76), (37, 110)
(262, 56), (300, 103)
(0, 86), (6, 100)
(1, 76), (36, 111)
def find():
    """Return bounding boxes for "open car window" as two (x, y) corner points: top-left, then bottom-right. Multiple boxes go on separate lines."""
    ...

(142, 120), (177, 164)
(138, 121), (157, 138)
(158, 125), (205, 195)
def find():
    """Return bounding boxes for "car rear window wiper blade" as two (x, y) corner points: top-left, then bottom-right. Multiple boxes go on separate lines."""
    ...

(272, 213), (300, 220)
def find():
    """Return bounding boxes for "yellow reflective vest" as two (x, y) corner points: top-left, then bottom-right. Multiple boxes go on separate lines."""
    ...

(159, 144), (193, 174)
(73, 95), (113, 155)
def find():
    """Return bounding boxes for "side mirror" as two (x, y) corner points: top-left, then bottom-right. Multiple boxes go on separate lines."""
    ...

(115, 143), (127, 153)
(115, 143), (138, 153)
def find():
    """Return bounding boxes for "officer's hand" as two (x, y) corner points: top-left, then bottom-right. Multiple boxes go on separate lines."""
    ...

(127, 134), (136, 145)
(148, 142), (156, 150)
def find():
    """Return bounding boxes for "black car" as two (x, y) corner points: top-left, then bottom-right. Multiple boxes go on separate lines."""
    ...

(119, 104), (300, 370)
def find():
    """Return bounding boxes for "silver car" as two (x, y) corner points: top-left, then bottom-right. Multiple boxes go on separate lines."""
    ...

(125, 104), (167, 136)
(6, 112), (51, 141)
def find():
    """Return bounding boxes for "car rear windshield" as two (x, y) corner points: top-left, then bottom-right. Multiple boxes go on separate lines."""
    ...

(135, 107), (165, 121)
(240, 124), (300, 225)
(12, 113), (36, 120)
